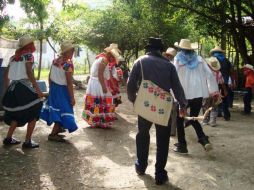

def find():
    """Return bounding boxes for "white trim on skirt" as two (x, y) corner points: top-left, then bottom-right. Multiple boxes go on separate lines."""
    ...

(3, 98), (43, 112)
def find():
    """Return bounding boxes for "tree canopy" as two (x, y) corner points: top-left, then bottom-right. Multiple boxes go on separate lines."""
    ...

(1, 0), (254, 67)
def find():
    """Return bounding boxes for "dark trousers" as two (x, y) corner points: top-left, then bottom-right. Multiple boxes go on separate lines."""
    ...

(176, 98), (206, 146)
(136, 116), (171, 177)
(243, 87), (252, 113)
(222, 97), (231, 120)
(228, 88), (234, 108)
(219, 85), (231, 120)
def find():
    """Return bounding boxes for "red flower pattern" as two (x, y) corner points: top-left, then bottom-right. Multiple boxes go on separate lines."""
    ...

(151, 105), (156, 112)
(148, 87), (154, 93)
(160, 93), (166, 99)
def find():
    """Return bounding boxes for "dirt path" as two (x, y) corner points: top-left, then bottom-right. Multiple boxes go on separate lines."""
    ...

(0, 91), (254, 190)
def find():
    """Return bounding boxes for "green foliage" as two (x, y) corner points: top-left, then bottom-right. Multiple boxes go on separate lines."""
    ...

(48, 3), (92, 43)
(20, 0), (50, 23)
(0, 0), (15, 30)
(45, 0), (193, 61)
(2, 0), (253, 67)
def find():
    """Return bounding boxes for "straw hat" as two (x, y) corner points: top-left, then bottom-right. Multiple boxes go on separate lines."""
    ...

(243, 64), (254, 71)
(206, 57), (221, 71)
(165, 47), (177, 57)
(210, 46), (225, 54)
(104, 43), (124, 61)
(174, 39), (197, 50)
(17, 35), (34, 49)
(60, 41), (76, 55)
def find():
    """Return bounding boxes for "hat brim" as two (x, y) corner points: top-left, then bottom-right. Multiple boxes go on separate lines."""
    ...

(111, 50), (124, 62)
(174, 43), (197, 50)
(209, 64), (221, 71)
(18, 39), (34, 49)
(145, 44), (164, 51)
(104, 47), (121, 53)
(165, 49), (177, 57)
(243, 66), (254, 71)
(206, 58), (221, 71)
(210, 49), (225, 54)
(105, 48), (124, 62)
(60, 45), (76, 55)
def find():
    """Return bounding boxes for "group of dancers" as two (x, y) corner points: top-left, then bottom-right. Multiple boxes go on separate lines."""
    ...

(1, 35), (253, 186)
(2, 35), (124, 148)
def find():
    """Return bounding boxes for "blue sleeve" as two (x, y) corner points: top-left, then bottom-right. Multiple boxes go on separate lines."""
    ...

(23, 54), (34, 63)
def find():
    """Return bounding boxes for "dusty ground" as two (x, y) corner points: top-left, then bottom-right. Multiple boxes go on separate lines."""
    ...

(0, 89), (254, 190)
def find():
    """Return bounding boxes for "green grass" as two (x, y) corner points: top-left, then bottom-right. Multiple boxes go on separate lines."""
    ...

(34, 64), (90, 80)
(34, 69), (50, 80)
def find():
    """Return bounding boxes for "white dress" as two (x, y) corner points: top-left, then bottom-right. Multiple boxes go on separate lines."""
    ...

(86, 57), (111, 97)
(83, 57), (116, 128)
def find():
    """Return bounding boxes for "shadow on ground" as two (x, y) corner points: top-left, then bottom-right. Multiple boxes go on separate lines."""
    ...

(0, 93), (254, 190)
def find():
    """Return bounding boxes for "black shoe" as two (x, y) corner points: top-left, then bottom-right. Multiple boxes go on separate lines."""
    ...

(217, 113), (223, 117)
(173, 143), (188, 154)
(3, 137), (21, 145)
(198, 136), (212, 151)
(135, 160), (146, 175)
(22, 140), (39, 149)
(155, 174), (169, 185)
(48, 134), (66, 142)
(241, 111), (251, 115)
(224, 117), (230, 121)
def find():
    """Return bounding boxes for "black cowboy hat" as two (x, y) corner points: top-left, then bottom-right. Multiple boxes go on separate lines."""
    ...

(145, 37), (164, 51)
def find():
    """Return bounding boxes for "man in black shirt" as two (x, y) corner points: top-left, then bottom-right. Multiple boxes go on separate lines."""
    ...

(127, 37), (187, 185)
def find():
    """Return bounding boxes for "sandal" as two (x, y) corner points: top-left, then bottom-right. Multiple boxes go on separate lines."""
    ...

(3, 137), (21, 145)
(48, 134), (65, 142)
(22, 140), (39, 149)
(58, 128), (66, 133)
(57, 134), (66, 138)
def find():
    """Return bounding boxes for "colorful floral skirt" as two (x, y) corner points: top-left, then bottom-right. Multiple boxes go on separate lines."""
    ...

(82, 77), (116, 128)
(107, 77), (122, 107)
(40, 82), (78, 133)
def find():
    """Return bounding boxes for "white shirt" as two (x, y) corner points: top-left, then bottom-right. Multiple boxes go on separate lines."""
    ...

(90, 57), (110, 80)
(174, 56), (218, 100)
(8, 57), (28, 80)
(50, 65), (67, 85)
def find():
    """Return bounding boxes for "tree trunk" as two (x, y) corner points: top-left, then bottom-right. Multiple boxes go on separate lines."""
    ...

(37, 21), (43, 80)
(245, 29), (254, 65)
(220, 28), (227, 51)
(86, 49), (91, 74)
(62, 0), (66, 8)
(37, 38), (43, 80)
(229, 0), (249, 65)
(46, 38), (57, 53)
(231, 30), (249, 65)
(227, 35), (231, 60)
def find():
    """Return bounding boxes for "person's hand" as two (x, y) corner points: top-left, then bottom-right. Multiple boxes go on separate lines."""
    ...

(4, 80), (10, 91)
(223, 89), (228, 97)
(179, 108), (187, 118)
(37, 90), (44, 98)
(212, 94), (220, 104)
(232, 83), (237, 90)
(71, 98), (76, 106)
(102, 86), (108, 94)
